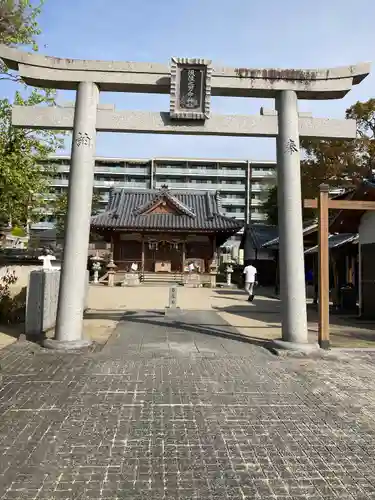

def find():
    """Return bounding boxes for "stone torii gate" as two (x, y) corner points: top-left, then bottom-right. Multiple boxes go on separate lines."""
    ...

(0, 45), (370, 350)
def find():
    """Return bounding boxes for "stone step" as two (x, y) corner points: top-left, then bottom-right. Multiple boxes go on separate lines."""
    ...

(142, 273), (183, 283)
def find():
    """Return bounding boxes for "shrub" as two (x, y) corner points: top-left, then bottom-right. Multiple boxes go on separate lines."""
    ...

(0, 269), (26, 324)
(11, 226), (26, 237)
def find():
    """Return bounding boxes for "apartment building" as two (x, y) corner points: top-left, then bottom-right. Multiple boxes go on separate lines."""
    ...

(43, 156), (277, 228)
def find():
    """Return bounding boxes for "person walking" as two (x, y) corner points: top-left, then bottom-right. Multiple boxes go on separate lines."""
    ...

(243, 262), (257, 302)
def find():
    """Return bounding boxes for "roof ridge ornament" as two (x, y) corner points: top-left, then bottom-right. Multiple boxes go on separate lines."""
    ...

(132, 189), (196, 218)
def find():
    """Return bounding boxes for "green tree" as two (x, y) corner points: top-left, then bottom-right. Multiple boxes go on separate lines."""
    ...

(0, 0), (65, 228)
(52, 190), (104, 237)
(0, 1), (44, 78)
(261, 186), (278, 225)
(0, 89), (64, 227)
(261, 98), (375, 224)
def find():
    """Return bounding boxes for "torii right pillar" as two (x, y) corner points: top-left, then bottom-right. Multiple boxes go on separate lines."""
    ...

(272, 90), (315, 352)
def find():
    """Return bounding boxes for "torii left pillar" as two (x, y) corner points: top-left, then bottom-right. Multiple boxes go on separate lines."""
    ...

(44, 82), (99, 350)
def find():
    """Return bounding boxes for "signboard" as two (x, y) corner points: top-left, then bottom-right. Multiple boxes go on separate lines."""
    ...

(170, 57), (212, 120)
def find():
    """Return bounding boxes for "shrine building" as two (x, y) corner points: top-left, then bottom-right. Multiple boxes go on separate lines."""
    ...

(91, 186), (243, 281)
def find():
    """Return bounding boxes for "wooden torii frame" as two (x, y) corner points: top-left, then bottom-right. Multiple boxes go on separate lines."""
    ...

(304, 183), (375, 349)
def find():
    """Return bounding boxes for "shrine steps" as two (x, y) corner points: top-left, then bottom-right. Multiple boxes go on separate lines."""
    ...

(141, 272), (184, 285)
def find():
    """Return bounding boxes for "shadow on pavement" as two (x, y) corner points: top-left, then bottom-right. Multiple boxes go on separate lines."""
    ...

(214, 295), (375, 346)
(90, 308), (271, 349)
(84, 309), (127, 322)
(0, 323), (23, 340)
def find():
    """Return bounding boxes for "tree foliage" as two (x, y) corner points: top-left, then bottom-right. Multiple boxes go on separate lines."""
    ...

(0, 0), (65, 228)
(0, 89), (64, 227)
(261, 186), (278, 225)
(261, 99), (375, 225)
(0, 0), (43, 78)
(52, 190), (104, 237)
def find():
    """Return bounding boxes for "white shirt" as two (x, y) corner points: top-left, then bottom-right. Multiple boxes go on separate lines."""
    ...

(243, 265), (257, 283)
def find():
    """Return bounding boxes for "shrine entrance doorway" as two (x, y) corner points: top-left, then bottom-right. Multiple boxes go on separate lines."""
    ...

(144, 241), (182, 273)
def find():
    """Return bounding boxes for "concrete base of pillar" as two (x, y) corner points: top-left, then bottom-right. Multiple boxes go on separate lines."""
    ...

(164, 307), (182, 318)
(43, 338), (92, 351)
(267, 339), (320, 355)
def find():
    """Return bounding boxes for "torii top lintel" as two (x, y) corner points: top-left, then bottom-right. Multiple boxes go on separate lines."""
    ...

(0, 45), (370, 100)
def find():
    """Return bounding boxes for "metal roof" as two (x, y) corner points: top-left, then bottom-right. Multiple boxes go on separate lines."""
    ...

(304, 233), (358, 254)
(330, 178), (375, 233)
(91, 188), (243, 233)
(240, 224), (279, 250)
(262, 219), (318, 249)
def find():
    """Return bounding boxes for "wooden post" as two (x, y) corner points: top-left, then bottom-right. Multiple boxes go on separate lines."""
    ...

(348, 255), (354, 284)
(331, 254), (340, 308)
(182, 240), (186, 273)
(141, 235), (145, 273)
(313, 253), (318, 305)
(274, 251), (279, 295)
(318, 184), (330, 349)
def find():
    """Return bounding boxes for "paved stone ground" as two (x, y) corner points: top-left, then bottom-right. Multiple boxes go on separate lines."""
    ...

(87, 285), (375, 348)
(1, 310), (375, 499)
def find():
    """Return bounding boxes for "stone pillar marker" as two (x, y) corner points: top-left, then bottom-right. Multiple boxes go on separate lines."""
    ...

(272, 90), (317, 352)
(165, 285), (181, 316)
(45, 81), (99, 350)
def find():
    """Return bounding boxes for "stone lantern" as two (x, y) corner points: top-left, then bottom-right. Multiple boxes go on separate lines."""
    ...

(209, 252), (218, 288)
(106, 254), (117, 287)
(90, 251), (103, 284)
(225, 260), (234, 286)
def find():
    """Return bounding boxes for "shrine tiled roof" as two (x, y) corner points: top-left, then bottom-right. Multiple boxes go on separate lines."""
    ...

(304, 233), (358, 254)
(91, 188), (243, 233)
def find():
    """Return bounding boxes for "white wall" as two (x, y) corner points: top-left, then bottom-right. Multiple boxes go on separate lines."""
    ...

(359, 211), (375, 244)
(0, 265), (41, 296)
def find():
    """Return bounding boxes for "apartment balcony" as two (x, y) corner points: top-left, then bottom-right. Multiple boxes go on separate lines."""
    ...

(251, 198), (265, 206)
(50, 165), (148, 176)
(221, 198), (264, 207)
(121, 182), (149, 189)
(215, 184), (246, 192)
(96, 167), (147, 175)
(226, 213), (245, 220)
(156, 167), (215, 176)
(251, 169), (276, 179)
(222, 170), (246, 177)
(50, 179), (69, 187)
(251, 212), (267, 220)
(253, 213), (267, 221)
(249, 184), (265, 192)
(221, 199), (245, 206)
(155, 168), (245, 177)
(50, 179), (148, 189)
(225, 211), (266, 221)
(155, 181), (245, 191)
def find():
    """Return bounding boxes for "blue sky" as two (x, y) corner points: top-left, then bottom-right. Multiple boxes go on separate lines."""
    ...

(2, 0), (375, 160)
